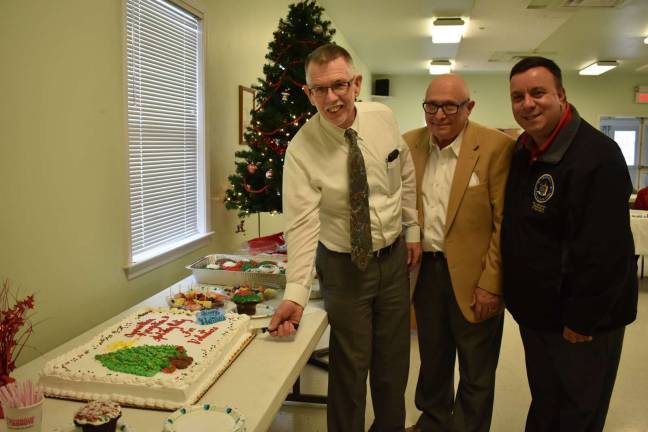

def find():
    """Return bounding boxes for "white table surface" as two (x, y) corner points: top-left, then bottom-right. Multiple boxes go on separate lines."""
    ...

(630, 209), (648, 255)
(2, 276), (328, 432)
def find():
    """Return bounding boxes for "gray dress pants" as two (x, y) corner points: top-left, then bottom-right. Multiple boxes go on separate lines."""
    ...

(316, 237), (410, 432)
(413, 253), (503, 432)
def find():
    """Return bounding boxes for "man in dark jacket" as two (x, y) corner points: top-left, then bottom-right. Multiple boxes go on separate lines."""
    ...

(501, 56), (638, 432)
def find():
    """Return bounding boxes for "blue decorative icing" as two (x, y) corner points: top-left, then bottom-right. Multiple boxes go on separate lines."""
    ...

(203, 403), (210, 410)
(196, 309), (225, 325)
(226, 407), (232, 414)
(180, 407), (187, 414)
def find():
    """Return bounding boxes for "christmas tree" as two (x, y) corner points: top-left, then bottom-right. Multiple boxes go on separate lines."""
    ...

(225, 0), (335, 218)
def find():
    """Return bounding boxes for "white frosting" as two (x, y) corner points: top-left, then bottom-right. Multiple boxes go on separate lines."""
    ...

(39, 307), (252, 410)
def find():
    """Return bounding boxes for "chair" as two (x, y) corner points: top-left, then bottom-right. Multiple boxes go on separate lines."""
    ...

(633, 187), (648, 211)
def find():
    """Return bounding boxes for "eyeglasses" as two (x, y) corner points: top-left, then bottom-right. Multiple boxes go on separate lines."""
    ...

(422, 99), (470, 115)
(307, 77), (355, 98)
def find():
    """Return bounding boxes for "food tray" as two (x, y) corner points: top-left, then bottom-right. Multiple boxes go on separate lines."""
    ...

(187, 254), (286, 288)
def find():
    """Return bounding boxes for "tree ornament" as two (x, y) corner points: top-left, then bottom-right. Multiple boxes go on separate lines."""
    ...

(235, 220), (246, 233)
(281, 90), (290, 101)
(247, 162), (258, 174)
(266, 169), (274, 179)
(313, 24), (323, 34)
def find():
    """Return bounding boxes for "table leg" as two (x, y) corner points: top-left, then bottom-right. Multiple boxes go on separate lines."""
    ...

(285, 349), (329, 405)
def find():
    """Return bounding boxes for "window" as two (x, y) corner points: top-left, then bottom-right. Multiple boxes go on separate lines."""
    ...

(601, 117), (648, 191)
(126, 0), (209, 277)
(614, 130), (637, 166)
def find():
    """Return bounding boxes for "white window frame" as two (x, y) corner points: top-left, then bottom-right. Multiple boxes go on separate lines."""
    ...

(123, 0), (211, 279)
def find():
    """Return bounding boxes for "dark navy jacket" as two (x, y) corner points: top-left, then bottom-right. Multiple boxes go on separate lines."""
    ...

(501, 105), (638, 334)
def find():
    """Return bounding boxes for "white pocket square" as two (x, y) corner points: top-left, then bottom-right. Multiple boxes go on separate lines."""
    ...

(469, 172), (480, 187)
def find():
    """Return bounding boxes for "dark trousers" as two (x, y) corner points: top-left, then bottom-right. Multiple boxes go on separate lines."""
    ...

(413, 253), (503, 432)
(316, 238), (410, 432)
(520, 325), (625, 432)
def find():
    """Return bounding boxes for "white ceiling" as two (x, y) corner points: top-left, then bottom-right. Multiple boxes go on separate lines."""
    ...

(319, 0), (648, 75)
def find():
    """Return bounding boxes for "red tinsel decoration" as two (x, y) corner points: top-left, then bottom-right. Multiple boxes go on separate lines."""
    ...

(243, 178), (269, 194)
(252, 112), (306, 137)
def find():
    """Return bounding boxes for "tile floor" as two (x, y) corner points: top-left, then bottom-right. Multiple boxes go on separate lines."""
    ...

(269, 279), (648, 432)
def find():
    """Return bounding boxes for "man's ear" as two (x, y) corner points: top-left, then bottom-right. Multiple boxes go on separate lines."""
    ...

(558, 86), (567, 104)
(466, 99), (476, 115)
(353, 74), (363, 98)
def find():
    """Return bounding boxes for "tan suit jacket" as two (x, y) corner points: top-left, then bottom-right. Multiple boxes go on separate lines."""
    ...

(403, 121), (514, 323)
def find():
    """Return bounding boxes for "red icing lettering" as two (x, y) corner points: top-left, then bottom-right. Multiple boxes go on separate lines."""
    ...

(124, 315), (213, 344)
(187, 327), (218, 344)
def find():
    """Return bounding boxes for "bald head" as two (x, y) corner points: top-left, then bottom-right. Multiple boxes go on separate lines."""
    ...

(423, 74), (475, 148)
(425, 74), (470, 101)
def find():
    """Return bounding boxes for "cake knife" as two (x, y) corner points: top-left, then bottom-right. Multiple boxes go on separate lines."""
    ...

(252, 323), (299, 334)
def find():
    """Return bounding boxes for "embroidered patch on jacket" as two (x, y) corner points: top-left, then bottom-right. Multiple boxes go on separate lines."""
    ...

(533, 174), (554, 204)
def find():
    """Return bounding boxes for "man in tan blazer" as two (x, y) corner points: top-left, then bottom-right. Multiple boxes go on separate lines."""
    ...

(404, 75), (514, 432)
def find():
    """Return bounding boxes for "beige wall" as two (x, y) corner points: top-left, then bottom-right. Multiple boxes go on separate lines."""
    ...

(0, 0), (367, 366)
(374, 72), (648, 135)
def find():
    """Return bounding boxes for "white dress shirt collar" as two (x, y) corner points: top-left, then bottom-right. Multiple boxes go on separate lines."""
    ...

(430, 125), (466, 158)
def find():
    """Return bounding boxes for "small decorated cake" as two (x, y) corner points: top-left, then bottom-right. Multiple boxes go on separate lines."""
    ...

(231, 288), (263, 316)
(73, 400), (121, 432)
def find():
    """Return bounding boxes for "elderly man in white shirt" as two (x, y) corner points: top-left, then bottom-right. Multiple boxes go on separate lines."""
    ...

(268, 44), (420, 432)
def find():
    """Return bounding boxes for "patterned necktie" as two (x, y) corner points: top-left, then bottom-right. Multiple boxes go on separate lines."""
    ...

(345, 128), (373, 270)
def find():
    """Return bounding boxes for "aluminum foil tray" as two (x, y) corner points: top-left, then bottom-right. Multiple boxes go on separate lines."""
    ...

(187, 254), (286, 288)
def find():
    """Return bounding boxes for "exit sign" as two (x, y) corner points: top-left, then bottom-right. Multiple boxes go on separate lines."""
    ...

(636, 86), (648, 104)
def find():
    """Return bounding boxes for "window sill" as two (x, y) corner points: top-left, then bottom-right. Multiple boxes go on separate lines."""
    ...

(124, 232), (214, 280)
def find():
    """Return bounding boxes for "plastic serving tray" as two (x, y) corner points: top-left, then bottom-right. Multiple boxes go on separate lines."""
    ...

(187, 254), (286, 288)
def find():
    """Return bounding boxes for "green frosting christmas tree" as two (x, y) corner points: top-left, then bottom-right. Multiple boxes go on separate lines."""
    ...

(95, 345), (188, 377)
(225, 0), (335, 217)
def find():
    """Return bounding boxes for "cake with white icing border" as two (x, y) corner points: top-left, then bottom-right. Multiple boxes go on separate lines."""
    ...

(39, 307), (253, 410)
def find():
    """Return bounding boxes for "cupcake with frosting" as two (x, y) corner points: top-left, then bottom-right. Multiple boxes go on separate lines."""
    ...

(73, 400), (122, 432)
(231, 288), (263, 315)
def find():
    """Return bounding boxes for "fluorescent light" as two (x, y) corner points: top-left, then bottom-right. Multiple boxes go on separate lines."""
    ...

(431, 18), (466, 44)
(428, 60), (453, 75)
(578, 61), (618, 76)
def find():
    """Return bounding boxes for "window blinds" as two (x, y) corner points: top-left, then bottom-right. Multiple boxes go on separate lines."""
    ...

(126, 0), (203, 261)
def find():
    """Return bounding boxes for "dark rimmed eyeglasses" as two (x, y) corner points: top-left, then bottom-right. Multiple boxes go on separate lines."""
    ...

(422, 99), (470, 115)
(307, 77), (355, 98)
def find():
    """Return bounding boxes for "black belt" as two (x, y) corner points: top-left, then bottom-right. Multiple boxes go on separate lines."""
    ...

(373, 237), (400, 257)
(424, 251), (445, 259)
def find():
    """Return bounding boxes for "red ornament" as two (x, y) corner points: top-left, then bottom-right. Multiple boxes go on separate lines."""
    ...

(247, 163), (258, 174)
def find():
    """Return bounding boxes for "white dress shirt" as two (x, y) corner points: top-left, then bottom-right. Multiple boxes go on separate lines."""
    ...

(282, 102), (419, 306)
(421, 129), (465, 252)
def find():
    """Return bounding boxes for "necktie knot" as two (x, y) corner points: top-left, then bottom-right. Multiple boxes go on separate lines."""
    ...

(345, 128), (358, 142)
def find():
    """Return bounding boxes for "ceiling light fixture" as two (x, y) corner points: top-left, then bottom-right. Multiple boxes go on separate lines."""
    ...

(578, 60), (618, 76)
(431, 18), (466, 44)
(644, 36), (648, 44)
(428, 60), (453, 75)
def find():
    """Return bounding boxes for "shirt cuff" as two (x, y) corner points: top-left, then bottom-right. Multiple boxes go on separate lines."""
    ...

(404, 225), (420, 243)
(282, 282), (311, 307)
